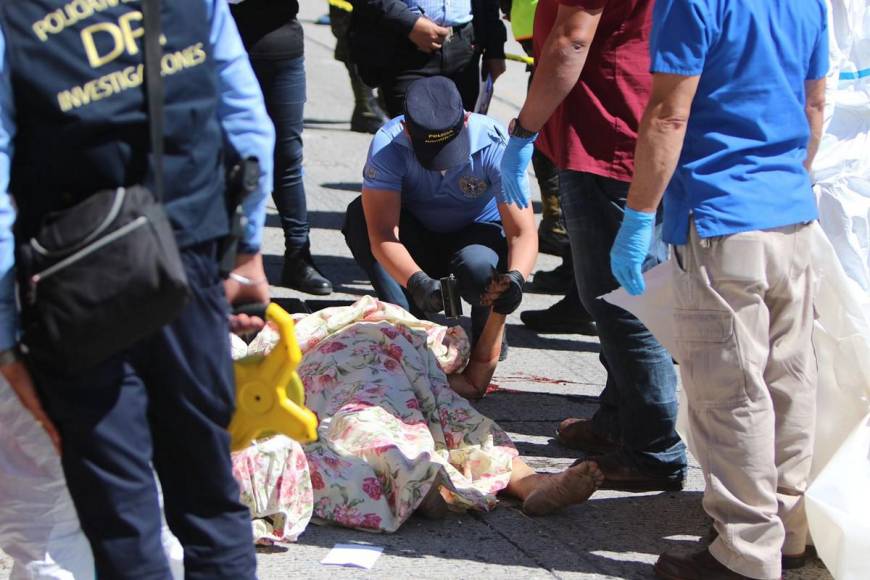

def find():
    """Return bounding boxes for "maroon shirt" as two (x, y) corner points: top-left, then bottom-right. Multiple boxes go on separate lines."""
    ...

(533, 0), (653, 182)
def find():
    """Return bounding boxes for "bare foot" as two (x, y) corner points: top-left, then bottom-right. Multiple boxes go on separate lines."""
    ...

(522, 461), (604, 516)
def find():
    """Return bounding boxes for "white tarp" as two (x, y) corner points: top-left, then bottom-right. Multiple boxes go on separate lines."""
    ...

(814, 0), (870, 295)
(0, 378), (184, 580)
(0, 380), (93, 579)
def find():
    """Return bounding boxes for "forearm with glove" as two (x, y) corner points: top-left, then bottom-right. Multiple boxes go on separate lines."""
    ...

(406, 271), (444, 313)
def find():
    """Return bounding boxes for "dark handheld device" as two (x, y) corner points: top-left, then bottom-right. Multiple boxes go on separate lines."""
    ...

(220, 156), (260, 278)
(440, 274), (462, 320)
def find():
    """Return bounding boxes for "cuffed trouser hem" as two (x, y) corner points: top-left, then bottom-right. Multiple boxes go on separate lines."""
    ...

(710, 537), (781, 579)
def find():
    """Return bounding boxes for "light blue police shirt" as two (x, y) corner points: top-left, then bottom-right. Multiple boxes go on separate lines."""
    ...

(403, 0), (473, 27)
(0, 0), (275, 350)
(363, 113), (507, 233)
(650, 0), (829, 245)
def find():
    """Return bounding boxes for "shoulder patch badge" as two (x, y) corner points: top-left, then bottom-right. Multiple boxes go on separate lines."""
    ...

(458, 175), (489, 199)
(365, 165), (377, 180)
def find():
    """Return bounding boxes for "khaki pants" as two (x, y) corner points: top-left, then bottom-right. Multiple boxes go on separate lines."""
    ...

(672, 222), (817, 579)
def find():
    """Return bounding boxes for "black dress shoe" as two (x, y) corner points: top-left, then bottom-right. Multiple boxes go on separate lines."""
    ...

(350, 99), (389, 134)
(529, 262), (574, 294)
(281, 247), (333, 296)
(520, 296), (596, 335)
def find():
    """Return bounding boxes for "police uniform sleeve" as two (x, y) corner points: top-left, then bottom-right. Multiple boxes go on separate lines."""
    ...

(362, 131), (406, 192)
(482, 123), (507, 204)
(649, 0), (712, 77)
(0, 28), (19, 351)
(206, 0), (276, 255)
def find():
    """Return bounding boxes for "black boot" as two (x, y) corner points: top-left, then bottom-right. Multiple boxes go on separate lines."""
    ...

(351, 98), (389, 134)
(529, 260), (575, 294)
(281, 247), (333, 296)
(520, 291), (596, 335)
(348, 64), (389, 134)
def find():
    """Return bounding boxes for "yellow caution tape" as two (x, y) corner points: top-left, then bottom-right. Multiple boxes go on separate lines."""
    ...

(328, 0), (354, 12)
(325, 0), (534, 65)
(506, 53), (534, 65)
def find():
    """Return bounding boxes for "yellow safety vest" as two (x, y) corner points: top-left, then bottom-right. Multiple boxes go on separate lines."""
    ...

(510, 0), (538, 42)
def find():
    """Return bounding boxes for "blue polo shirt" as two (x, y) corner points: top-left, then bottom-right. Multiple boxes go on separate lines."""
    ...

(650, 0), (829, 245)
(362, 114), (507, 233)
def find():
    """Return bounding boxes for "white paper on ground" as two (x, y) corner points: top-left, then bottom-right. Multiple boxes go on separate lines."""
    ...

(601, 223), (870, 580)
(321, 543), (384, 569)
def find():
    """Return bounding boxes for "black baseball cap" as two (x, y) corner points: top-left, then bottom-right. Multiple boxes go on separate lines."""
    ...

(403, 76), (470, 171)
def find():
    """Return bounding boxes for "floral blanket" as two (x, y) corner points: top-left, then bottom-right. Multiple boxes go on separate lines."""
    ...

(230, 296), (517, 538)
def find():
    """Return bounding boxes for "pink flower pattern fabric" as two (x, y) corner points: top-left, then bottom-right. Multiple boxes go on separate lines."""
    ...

(231, 296), (517, 536)
(231, 435), (313, 543)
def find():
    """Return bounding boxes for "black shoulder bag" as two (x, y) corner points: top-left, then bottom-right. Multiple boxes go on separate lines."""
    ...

(17, 0), (190, 375)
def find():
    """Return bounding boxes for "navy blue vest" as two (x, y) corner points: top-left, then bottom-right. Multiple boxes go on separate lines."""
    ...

(0, 0), (228, 247)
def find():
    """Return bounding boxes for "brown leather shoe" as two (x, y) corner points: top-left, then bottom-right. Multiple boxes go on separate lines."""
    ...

(556, 418), (618, 453)
(588, 453), (685, 492)
(655, 548), (764, 580)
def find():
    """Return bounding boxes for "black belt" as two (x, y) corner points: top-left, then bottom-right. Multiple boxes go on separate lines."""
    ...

(445, 20), (472, 43)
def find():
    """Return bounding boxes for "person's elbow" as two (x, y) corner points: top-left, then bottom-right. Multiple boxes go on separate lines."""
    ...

(804, 78), (826, 117)
(552, 25), (594, 57)
(643, 93), (693, 135)
(648, 109), (690, 134)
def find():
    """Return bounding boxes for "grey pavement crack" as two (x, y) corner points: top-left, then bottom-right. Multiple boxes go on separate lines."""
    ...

(468, 509), (563, 580)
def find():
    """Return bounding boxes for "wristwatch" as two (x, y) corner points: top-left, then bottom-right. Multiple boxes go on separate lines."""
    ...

(0, 346), (21, 367)
(509, 117), (537, 139)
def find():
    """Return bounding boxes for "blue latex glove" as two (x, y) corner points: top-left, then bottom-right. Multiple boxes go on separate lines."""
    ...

(498, 134), (537, 209)
(610, 207), (656, 296)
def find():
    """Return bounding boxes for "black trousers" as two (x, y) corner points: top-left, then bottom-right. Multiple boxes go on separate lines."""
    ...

(31, 243), (256, 580)
(342, 196), (506, 341)
(379, 22), (480, 117)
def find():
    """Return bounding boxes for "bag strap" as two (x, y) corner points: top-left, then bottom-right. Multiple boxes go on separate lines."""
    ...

(141, 0), (164, 201)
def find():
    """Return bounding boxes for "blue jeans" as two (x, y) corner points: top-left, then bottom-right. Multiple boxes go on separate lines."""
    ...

(32, 243), (256, 579)
(560, 170), (686, 476)
(250, 55), (309, 250)
(342, 196), (507, 341)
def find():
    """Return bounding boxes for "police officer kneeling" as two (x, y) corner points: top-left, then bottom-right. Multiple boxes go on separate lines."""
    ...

(344, 77), (537, 356)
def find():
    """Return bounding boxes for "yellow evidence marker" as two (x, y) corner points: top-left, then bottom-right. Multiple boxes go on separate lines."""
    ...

(228, 303), (318, 451)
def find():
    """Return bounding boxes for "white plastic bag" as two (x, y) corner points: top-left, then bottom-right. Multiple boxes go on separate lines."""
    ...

(0, 378), (95, 579)
(805, 416), (870, 580)
(0, 377), (185, 579)
(814, 0), (870, 294)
